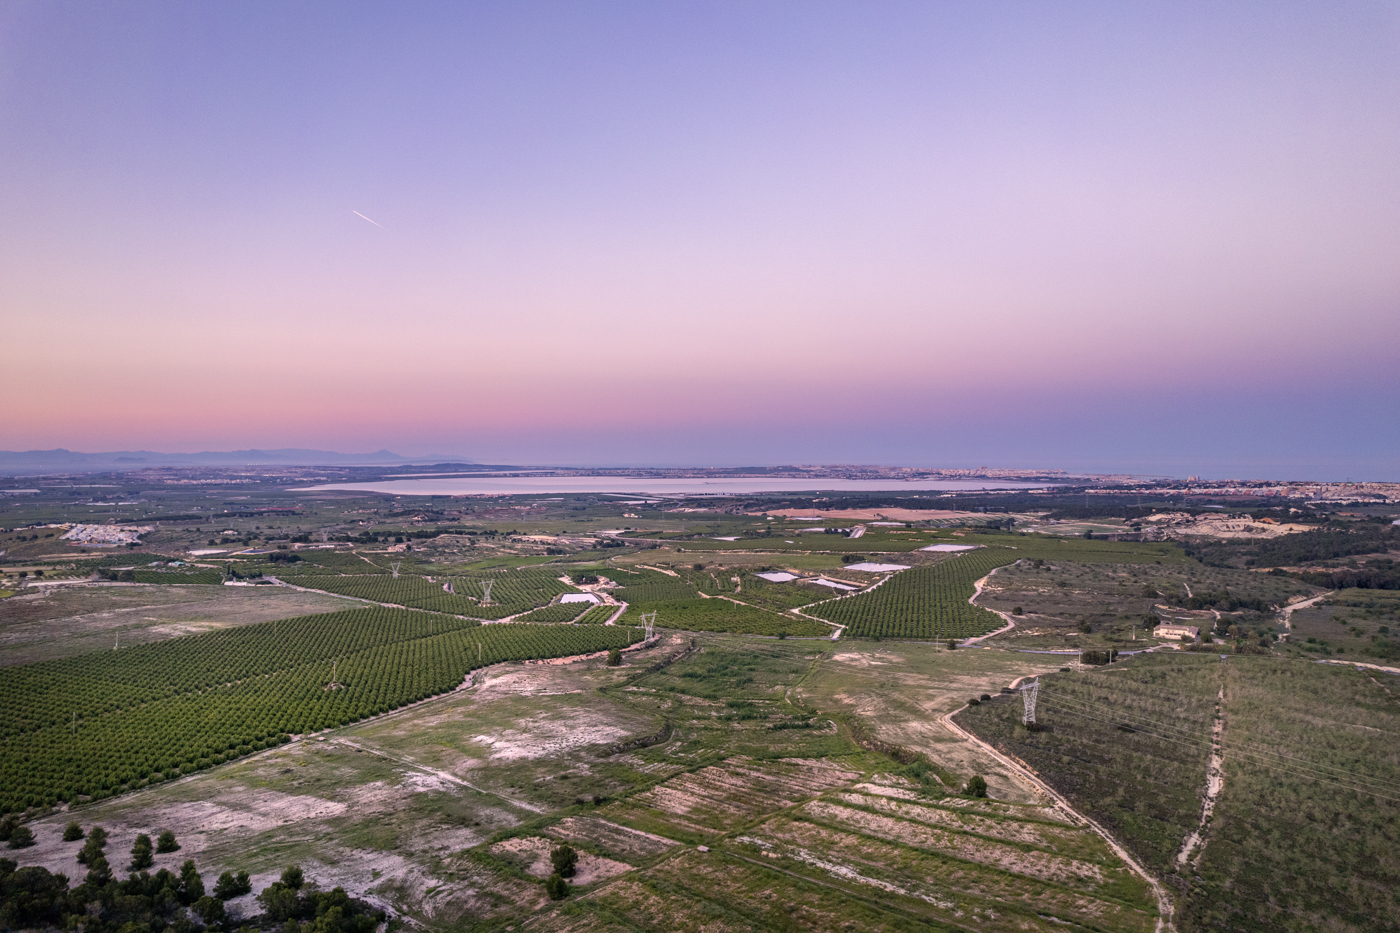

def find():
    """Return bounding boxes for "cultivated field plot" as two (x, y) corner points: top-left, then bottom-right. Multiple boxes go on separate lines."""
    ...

(958, 654), (1400, 933)
(728, 792), (1158, 933)
(0, 610), (642, 815)
(620, 598), (828, 636)
(609, 566), (833, 636)
(0, 584), (349, 666)
(807, 552), (1014, 639)
(278, 568), (575, 619)
(4, 627), (1178, 932)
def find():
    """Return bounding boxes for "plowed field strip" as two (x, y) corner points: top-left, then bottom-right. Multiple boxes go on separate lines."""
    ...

(802, 801), (1111, 890)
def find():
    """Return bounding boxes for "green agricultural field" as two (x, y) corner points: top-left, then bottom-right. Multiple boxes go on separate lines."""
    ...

(620, 598), (828, 637)
(513, 600), (594, 624)
(279, 568), (574, 619)
(0, 610), (641, 815)
(807, 552), (1013, 639)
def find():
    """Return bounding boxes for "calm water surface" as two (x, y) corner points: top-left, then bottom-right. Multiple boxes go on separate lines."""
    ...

(292, 476), (1055, 496)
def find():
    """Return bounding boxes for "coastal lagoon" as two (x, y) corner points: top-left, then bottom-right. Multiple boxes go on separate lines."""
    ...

(291, 475), (1054, 497)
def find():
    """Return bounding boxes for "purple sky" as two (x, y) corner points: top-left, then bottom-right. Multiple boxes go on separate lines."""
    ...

(2, 2), (1397, 479)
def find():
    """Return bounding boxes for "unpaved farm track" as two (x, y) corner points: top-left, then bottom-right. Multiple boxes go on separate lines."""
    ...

(963, 563), (1017, 644)
(1175, 686), (1224, 869)
(939, 706), (1177, 933)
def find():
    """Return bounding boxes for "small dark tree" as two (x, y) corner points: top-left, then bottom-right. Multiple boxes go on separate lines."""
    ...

(213, 868), (254, 900)
(7, 825), (35, 849)
(178, 859), (205, 904)
(256, 883), (299, 922)
(966, 775), (988, 798)
(1012, 607), (1023, 615)
(156, 829), (180, 853)
(62, 821), (84, 842)
(606, 648), (621, 667)
(280, 864), (304, 890)
(545, 872), (569, 900)
(0, 815), (17, 842)
(550, 844), (578, 878)
(85, 853), (113, 886)
(130, 833), (154, 870)
(193, 894), (227, 926)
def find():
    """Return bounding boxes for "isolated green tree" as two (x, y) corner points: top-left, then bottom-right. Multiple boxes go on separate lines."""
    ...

(280, 864), (304, 890)
(7, 826), (35, 849)
(606, 648), (622, 667)
(129, 833), (154, 870)
(550, 844), (578, 878)
(0, 816), (17, 842)
(62, 822), (84, 842)
(156, 829), (180, 853)
(966, 775), (988, 798)
(545, 872), (569, 900)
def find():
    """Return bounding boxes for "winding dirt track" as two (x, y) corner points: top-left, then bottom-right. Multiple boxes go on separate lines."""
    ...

(963, 563), (1017, 644)
(938, 705), (1177, 933)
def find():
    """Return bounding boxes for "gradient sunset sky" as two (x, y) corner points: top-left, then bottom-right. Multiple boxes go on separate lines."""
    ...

(2, 2), (1397, 479)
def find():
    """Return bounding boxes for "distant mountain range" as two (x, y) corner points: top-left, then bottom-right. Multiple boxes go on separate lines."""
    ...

(0, 448), (471, 474)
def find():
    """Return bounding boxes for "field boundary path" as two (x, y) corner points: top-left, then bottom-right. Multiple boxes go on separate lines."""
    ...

(963, 563), (1018, 644)
(1279, 591), (1332, 632)
(1176, 685), (1225, 869)
(939, 704), (1177, 933)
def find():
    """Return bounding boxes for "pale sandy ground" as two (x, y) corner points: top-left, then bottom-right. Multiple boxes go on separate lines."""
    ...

(1142, 512), (1314, 539)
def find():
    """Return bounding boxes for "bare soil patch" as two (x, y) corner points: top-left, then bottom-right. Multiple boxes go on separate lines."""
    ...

(489, 835), (632, 884)
(544, 817), (678, 860)
(0, 585), (348, 665)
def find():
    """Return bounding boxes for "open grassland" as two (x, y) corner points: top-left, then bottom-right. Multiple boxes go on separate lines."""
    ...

(957, 654), (1400, 932)
(1182, 659), (1400, 932)
(978, 559), (1320, 648)
(1286, 590), (1400, 663)
(956, 656), (1220, 873)
(0, 610), (641, 816)
(0, 584), (350, 666)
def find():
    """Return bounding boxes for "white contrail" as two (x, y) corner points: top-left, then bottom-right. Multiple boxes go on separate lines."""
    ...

(352, 210), (385, 229)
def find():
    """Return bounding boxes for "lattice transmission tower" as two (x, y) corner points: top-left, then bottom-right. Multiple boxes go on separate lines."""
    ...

(1022, 680), (1040, 726)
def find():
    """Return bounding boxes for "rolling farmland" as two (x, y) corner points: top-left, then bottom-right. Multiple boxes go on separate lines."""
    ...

(0, 609), (641, 815)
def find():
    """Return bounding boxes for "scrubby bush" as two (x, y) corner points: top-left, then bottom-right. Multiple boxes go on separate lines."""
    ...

(550, 844), (578, 878)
